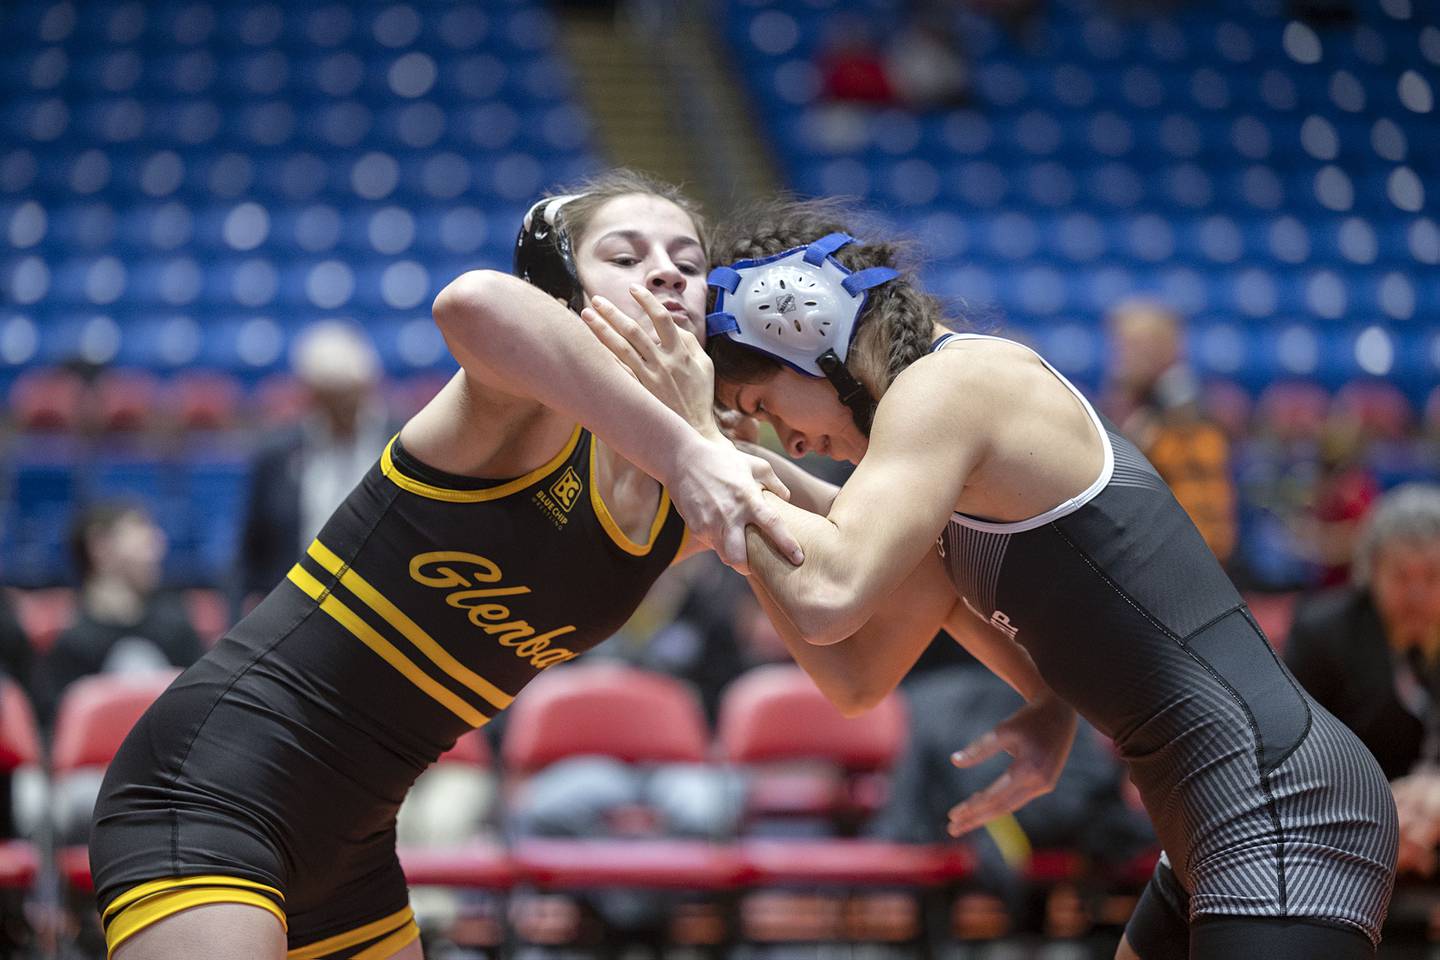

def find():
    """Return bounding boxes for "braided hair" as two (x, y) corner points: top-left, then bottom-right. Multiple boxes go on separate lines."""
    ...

(708, 197), (947, 400)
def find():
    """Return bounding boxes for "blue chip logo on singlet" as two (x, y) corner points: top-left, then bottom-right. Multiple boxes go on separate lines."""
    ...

(533, 467), (584, 529)
(550, 467), (583, 512)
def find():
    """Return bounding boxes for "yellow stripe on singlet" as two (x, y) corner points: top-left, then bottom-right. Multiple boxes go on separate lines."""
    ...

(306, 540), (513, 711)
(287, 565), (489, 728)
(103, 874), (284, 921)
(587, 438), (672, 557)
(288, 906), (415, 959)
(104, 876), (287, 958)
(350, 920), (420, 960)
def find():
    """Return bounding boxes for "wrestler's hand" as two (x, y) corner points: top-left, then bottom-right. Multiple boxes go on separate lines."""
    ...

(715, 407), (761, 445)
(945, 693), (1078, 838)
(1392, 771), (1440, 875)
(581, 286), (723, 441)
(666, 438), (803, 574)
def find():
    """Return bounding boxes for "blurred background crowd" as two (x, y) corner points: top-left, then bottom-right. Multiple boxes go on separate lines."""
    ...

(0, 0), (1436, 955)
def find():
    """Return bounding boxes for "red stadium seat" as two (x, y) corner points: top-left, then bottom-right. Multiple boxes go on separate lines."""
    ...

(502, 662), (709, 773)
(714, 667), (961, 892)
(437, 728), (492, 766)
(718, 664), (906, 769)
(11, 588), (76, 654)
(0, 681), (41, 891)
(50, 671), (180, 775)
(93, 369), (162, 433)
(499, 664), (738, 896)
(170, 371), (244, 432)
(716, 663), (907, 823)
(8, 368), (86, 433)
(0, 678), (40, 772)
(51, 671), (181, 894)
(398, 841), (516, 891)
(1255, 381), (1329, 443)
(1331, 380), (1413, 442)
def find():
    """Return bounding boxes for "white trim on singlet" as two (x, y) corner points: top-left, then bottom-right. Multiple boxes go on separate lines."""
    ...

(933, 332), (1115, 534)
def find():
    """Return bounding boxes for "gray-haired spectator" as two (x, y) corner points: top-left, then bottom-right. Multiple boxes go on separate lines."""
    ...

(234, 322), (393, 614)
(1286, 483), (1440, 875)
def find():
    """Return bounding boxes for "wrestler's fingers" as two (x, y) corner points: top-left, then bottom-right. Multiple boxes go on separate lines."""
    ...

(591, 296), (658, 362)
(628, 284), (680, 351)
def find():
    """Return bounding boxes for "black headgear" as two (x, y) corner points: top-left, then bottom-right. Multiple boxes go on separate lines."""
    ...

(513, 193), (586, 312)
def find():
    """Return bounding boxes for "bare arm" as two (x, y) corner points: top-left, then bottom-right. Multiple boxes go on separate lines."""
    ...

(430, 270), (799, 570)
(941, 603), (1051, 702)
(750, 549), (959, 717)
(740, 361), (982, 645)
(432, 270), (724, 497)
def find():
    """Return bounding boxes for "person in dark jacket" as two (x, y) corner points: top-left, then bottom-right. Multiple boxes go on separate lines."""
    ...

(234, 321), (393, 617)
(1287, 483), (1440, 875)
(35, 501), (200, 729)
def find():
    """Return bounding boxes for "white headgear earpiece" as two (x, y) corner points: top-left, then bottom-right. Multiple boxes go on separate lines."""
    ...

(706, 232), (898, 432)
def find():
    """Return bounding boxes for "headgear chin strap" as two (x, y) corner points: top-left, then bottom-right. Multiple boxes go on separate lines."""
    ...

(706, 232), (897, 434)
(513, 193), (586, 312)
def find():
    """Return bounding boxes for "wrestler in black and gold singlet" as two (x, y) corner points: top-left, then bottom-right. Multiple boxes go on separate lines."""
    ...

(90, 426), (686, 958)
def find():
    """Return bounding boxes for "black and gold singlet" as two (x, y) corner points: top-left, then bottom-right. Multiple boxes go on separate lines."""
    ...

(280, 424), (687, 754)
(89, 426), (686, 957)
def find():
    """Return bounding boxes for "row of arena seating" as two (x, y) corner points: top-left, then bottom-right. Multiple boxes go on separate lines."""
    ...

(0, 661), (1157, 951)
(4, 365), (1437, 438)
(0, 313), (1432, 392)
(0, 0), (603, 445)
(724, 0), (1440, 396)
(2, 369), (1437, 589)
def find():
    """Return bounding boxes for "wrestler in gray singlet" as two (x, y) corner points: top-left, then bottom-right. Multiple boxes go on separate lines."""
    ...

(931, 333), (1397, 957)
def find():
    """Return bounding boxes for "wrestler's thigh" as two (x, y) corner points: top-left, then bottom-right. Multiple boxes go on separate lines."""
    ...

(112, 903), (286, 960)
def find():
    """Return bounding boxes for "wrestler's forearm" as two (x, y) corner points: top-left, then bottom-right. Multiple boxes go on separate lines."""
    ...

(432, 269), (710, 484)
(742, 496), (861, 644)
(944, 608), (1053, 703)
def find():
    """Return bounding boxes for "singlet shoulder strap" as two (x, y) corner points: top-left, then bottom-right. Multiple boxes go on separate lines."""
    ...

(930, 333), (1117, 534)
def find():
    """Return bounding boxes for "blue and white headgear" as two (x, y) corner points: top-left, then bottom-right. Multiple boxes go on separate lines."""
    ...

(706, 232), (897, 433)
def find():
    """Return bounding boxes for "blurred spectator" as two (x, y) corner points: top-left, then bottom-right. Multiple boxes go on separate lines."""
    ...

(884, 16), (971, 108)
(235, 322), (391, 613)
(0, 594), (32, 696)
(1297, 424), (1380, 588)
(870, 665), (1153, 909)
(0, 594), (31, 848)
(1103, 299), (1236, 566)
(633, 555), (755, 721)
(506, 755), (742, 940)
(817, 9), (970, 109)
(34, 502), (200, 729)
(817, 16), (896, 104)
(1286, 484), (1440, 876)
(965, 0), (1045, 33)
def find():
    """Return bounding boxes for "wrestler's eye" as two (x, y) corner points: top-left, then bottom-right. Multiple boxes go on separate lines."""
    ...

(611, 256), (637, 267)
